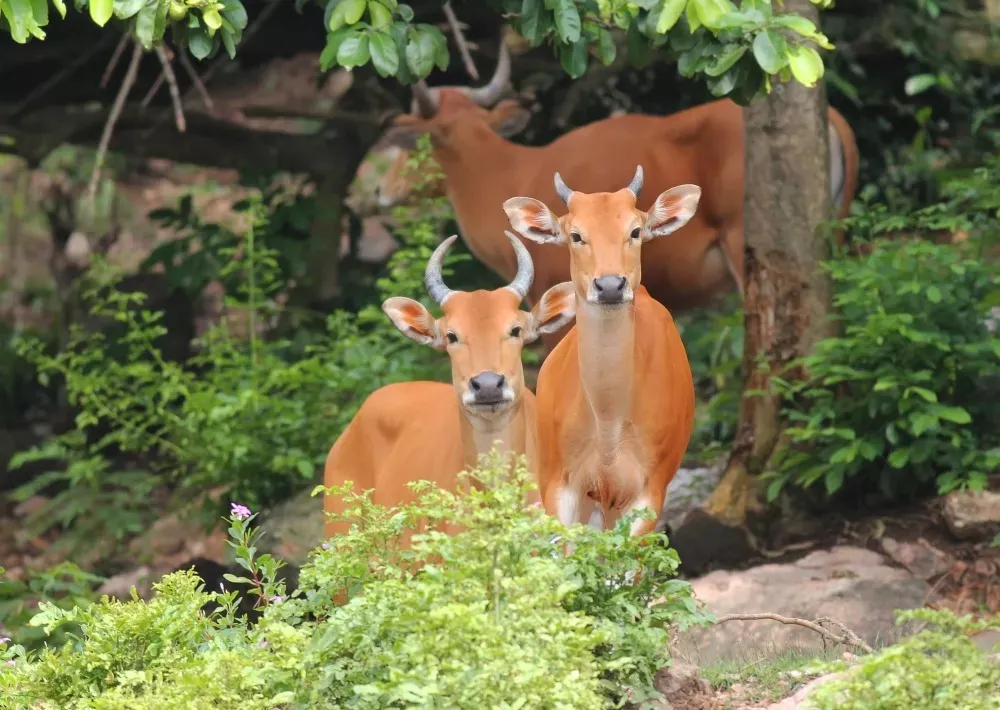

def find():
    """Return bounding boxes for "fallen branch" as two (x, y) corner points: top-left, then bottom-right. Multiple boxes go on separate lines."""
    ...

(88, 41), (143, 203)
(714, 613), (874, 654)
(154, 45), (186, 132)
(442, 2), (479, 81)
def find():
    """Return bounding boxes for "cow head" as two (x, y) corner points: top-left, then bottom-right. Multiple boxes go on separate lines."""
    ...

(382, 233), (575, 421)
(503, 167), (702, 308)
(357, 41), (531, 211)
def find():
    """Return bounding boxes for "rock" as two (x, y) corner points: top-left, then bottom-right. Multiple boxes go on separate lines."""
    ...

(970, 629), (1000, 655)
(650, 662), (716, 710)
(97, 566), (153, 600)
(880, 537), (955, 580)
(942, 490), (1000, 542)
(674, 546), (928, 665)
(764, 671), (846, 709)
(257, 485), (325, 567)
(657, 463), (725, 534)
(666, 509), (756, 576)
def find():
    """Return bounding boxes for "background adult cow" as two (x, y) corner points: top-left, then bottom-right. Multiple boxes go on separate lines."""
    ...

(371, 40), (859, 352)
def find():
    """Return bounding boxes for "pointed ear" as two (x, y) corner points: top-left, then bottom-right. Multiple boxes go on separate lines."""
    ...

(525, 282), (576, 342)
(380, 115), (436, 151)
(381, 297), (444, 349)
(503, 197), (564, 245)
(644, 184), (702, 240)
(488, 100), (532, 138)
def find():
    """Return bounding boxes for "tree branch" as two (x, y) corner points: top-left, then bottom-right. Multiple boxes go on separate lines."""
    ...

(153, 45), (186, 133)
(442, 2), (479, 81)
(714, 613), (874, 654)
(178, 52), (215, 114)
(101, 33), (131, 88)
(88, 41), (144, 203)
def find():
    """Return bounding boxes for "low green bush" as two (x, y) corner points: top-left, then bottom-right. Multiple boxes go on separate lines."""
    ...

(807, 608), (1000, 709)
(768, 235), (1000, 501)
(0, 453), (709, 709)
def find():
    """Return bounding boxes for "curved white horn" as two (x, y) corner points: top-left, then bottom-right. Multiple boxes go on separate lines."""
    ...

(503, 231), (534, 301)
(412, 79), (440, 118)
(425, 235), (459, 305)
(554, 172), (573, 206)
(463, 40), (511, 107)
(626, 165), (644, 198)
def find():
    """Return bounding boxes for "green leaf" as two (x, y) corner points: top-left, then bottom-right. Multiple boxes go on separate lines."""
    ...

(705, 44), (745, 77)
(937, 406), (972, 425)
(202, 7), (222, 30)
(691, 0), (734, 30)
(626, 22), (651, 67)
(188, 26), (212, 59)
(52, 0), (67, 19)
(904, 73), (938, 96)
(786, 44), (823, 87)
(90, 0), (114, 26)
(320, 28), (354, 69)
(327, 0), (347, 31)
(397, 2), (413, 21)
(368, 0), (391, 29)
(926, 284), (942, 303)
(765, 476), (785, 502)
(596, 27), (616, 65)
(220, 0), (247, 30)
(771, 14), (817, 35)
(31, 0), (48, 25)
(656, 0), (686, 34)
(824, 467), (845, 495)
(751, 29), (786, 74)
(685, 0), (701, 32)
(343, 0), (365, 25)
(221, 28), (236, 58)
(339, 33), (371, 68)
(520, 0), (544, 46)
(559, 38), (588, 79)
(552, 0), (581, 43)
(135, 0), (157, 47)
(405, 26), (435, 77)
(908, 387), (937, 403)
(369, 30), (399, 77)
(113, 0), (146, 20)
(888, 449), (909, 469)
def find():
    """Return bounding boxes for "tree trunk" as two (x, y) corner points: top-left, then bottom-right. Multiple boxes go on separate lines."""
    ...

(671, 0), (834, 572)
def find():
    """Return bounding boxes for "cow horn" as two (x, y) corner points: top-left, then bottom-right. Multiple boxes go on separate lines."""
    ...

(504, 231), (534, 301)
(425, 234), (459, 305)
(464, 39), (511, 107)
(554, 172), (573, 206)
(626, 165), (643, 198)
(412, 79), (439, 118)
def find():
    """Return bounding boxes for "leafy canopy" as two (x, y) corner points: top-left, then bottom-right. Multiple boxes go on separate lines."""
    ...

(1, 0), (834, 104)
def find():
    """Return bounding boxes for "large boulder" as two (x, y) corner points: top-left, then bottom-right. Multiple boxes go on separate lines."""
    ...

(673, 546), (929, 665)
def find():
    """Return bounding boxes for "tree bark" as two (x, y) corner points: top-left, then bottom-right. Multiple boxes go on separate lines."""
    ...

(671, 0), (835, 571)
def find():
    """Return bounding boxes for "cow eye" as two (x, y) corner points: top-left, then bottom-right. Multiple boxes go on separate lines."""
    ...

(446, 332), (458, 344)
(630, 227), (641, 240)
(570, 231), (583, 244)
(509, 326), (523, 338)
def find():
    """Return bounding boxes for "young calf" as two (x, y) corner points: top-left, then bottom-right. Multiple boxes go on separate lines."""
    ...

(322, 232), (576, 543)
(504, 166), (698, 537)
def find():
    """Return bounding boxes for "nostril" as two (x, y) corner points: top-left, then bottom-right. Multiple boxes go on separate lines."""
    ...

(470, 378), (481, 391)
(496, 374), (507, 389)
(615, 276), (626, 292)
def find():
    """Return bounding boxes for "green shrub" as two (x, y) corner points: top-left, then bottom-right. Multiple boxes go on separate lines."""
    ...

(7, 145), (457, 553)
(768, 236), (1000, 500)
(806, 608), (1000, 710)
(0, 453), (709, 709)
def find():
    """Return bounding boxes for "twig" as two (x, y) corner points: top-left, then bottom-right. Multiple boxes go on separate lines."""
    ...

(154, 45), (186, 132)
(442, 2), (479, 81)
(101, 33), (131, 88)
(12, 35), (113, 118)
(178, 52), (215, 113)
(714, 613), (874, 654)
(140, 71), (166, 108)
(88, 41), (143, 204)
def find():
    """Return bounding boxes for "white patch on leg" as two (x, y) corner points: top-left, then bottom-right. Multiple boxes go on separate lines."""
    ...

(556, 486), (581, 527)
(587, 506), (604, 530)
(626, 495), (653, 536)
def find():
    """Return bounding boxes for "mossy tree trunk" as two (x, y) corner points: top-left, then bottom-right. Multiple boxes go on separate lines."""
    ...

(673, 0), (836, 569)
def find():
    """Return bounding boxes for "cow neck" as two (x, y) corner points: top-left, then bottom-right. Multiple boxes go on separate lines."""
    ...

(575, 299), (636, 459)
(458, 398), (528, 471)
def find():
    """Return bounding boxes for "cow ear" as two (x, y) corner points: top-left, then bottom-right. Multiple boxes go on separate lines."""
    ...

(488, 100), (531, 138)
(382, 297), (444, 349)
(644, 184), (701, 240)
(525, 282), (576, 342)
(503, 197), (564, 245)
(380, 115), (437, 151)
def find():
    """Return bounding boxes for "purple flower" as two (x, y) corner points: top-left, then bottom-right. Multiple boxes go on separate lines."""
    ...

(269, 595), (285, 604)
(321, 542), (331, 550)
(230, 503), (251, 520)
(3, 660), (13, 666)
(257, 640), (269, 649)
(0, 637), (9, 645)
